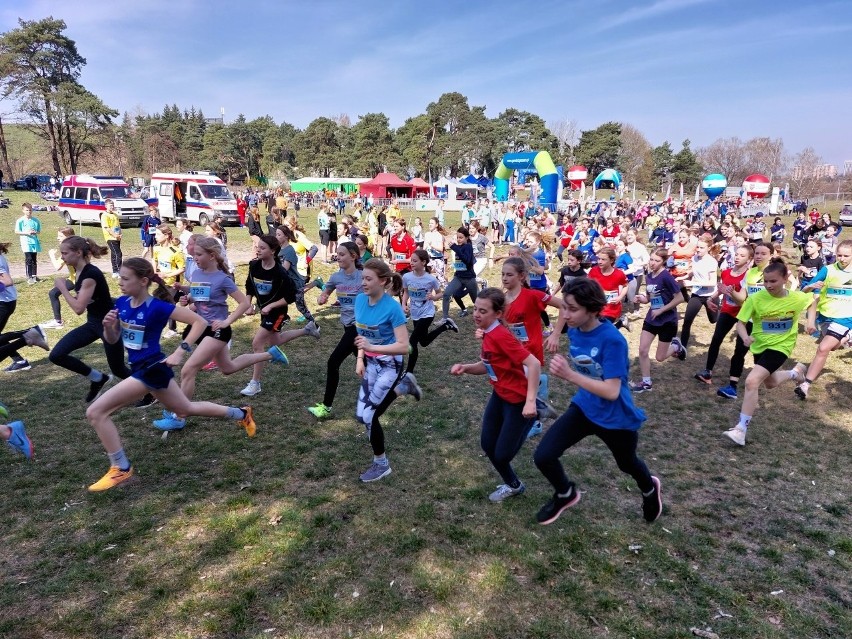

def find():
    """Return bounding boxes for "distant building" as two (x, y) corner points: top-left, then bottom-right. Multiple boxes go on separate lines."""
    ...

(205, 116), (224, 125)
(816, 164), (838, 179)
(792, 164), (838, 180)
(844, 160), (852, 176)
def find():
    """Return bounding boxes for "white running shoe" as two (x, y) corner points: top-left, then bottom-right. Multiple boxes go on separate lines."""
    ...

(723, 426), (746, 446)
(40, 319), (64, 329)
(303, 321), (321, 339)
(240, 380), (262, 397)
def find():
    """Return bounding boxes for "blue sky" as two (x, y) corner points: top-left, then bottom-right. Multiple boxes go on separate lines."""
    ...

(2, 0), (851, 168)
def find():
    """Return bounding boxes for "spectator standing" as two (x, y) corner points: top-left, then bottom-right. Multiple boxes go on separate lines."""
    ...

(15, 203), (41, 284)
(100, 199), (123, 278)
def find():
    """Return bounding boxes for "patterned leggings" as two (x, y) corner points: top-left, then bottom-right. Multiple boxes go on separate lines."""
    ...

(356, 355), (403, 455)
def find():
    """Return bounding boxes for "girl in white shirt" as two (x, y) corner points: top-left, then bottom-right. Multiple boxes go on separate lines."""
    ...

(678, 234), (719, 351)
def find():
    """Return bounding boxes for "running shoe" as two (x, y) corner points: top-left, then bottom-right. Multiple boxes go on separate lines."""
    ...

(694, 370), (713, 384)
(717, 384), (738, 399)
(240, 380), (262, 397)
(458, 309), (469, 318)
(671, 337), (686, 361)
(303, 321), (321, 339)
(542, 327), (554, 337)
(88, 465), (134, 492)
(3, 360), (31, 373)
(359, 461), (392, 483)
(794, 382), (809, 401)
(85, 374), (114, 403)
(133, 393), (158, 408)
(201, 360), (218, 371)
(790, 362), (808, 385)
(536, 486), (581, 525)
(642, 476), (663, 522)
(268, 345), (289, 365)
(24, 326), (49, 351)
(527, 420), (543, 439)
(307, 403), (332, 420)
(620, 316), (632, 333)
(399, 372), (422, 401)
(722, 426), (747, 446)
(40, 319), (64, 329)
(489, 482), (525, 502)
(238, 406), (256, 437)
(537, 402), (559, 421)
(6, 421), (32, 459)
(442, 317), (459, 333)
(162, 329), (179, 339)
(153, 415), (186, 431)
(629, 380), (653, 393)
(296, 316), (307, 324)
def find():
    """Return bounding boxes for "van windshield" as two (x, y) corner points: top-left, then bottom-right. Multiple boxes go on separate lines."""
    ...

(99, 186), (131, 199)
(198, 184), (232, 200)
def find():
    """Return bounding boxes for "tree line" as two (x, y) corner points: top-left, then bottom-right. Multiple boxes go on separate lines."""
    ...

(0, 17), (840, 197)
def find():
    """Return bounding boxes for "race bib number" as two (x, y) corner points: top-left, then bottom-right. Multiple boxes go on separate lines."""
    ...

(408, 287), (427, 301)
(453, 260), (466, 271)
(394, 252), (407, 262)
(508, 322), (529, 342)
(747, 285), (765, 296)
(338, 292), (356, 306)
(482, 359), (498, 382)
(650, 295), (664, 310)
(190, 282), (211, 301)
(569, 354), (603, 380)
(761, 317), (793, 333)
(120, 320), (145, 351)
(675, 259), (689, 270)
(605, 290), (619, 303)
(254, 279), (273, 296)
(826, 286), (852, 298)
(355, 321), (380, 342)
(158, 259), (171, 272)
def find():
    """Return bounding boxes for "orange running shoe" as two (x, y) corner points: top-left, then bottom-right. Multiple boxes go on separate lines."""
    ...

(88, 465), (134, 492)
(238, 406), (256, 438)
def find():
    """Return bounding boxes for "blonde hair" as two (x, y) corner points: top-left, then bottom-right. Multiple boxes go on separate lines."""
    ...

(194, 236), (229, 273)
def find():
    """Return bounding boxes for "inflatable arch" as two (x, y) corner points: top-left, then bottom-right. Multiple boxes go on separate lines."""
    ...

(493, 151), (559, 208)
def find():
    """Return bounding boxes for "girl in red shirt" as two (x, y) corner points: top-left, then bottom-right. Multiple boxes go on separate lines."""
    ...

(451, 288), (541, 503)
(389, 219), (416, 274)
(588, 247), (629, 331)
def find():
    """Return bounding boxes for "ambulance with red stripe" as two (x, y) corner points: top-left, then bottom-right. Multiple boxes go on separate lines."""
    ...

(58, 175), (146, 226)
(148, 171), (239, 226)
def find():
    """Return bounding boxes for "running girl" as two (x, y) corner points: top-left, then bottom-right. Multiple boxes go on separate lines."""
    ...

(354, 259), (422, 482)
(678, 234), (719, 353)
(440, 227), (478, 322)
(628, 248), (686, 392)
(241, 234), (320, 397)
(49, 237), (130, 400)
(797, 239), (824, 290)
(794, 240), (852, 400)
(450, 287), (541, 502)
(424, 218), (448, 286)
(85, 258), (257, 491)
(723, 258), (811, 446)
(307, 242), (364, 420)
(469, 221), (491, 289)
(389, 218), (416, 275)
(533, 278), (662, 524)
(276, 225), (315, 324)
(42, 226), (77, 329)
(153, 237), (290, 431)
(402, 249), (457, 374)
(695, 244), (752, 391)
(588, 247), (630, 332)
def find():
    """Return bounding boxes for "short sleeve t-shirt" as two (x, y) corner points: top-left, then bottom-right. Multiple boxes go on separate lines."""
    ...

(566, 321), (646, 431)
(278, 244), (304, 288)
(390, 234), (416, 272)
(101, 211), (121, 242)
(504, 287), (551, 364)
(16, 216), (41, 253)
(76, 263), (113, 320)
(814, 262), (852, 320)
(0, 254), (18, 303)
(737, 289), (811, 356)
(188, 269), (237, 323)
(154, 245), (186, 286)
(589, 266), (627, 320)
(115, 295), (174, 367)
(745, 267), (766, 297)
(480, 321), (533, 404)
(354, 292), (407, 349)
(690, 254), (719, 297)
(529, 248), (547, 289)
(326, 268), (364, 326)
(246, 259), (295, 307)
(402, 271), (440, 321)
(670, 243), (695, 277)
(643, 269), (681, 326)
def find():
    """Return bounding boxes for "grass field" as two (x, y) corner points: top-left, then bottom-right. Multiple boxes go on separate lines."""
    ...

(0, 191), (849, 639)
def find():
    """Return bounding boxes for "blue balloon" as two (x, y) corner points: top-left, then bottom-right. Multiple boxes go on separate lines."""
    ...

(702, 173), (727, 200)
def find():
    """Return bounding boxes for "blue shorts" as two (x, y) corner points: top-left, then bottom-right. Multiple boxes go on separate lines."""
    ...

(131, 361), (174, 390)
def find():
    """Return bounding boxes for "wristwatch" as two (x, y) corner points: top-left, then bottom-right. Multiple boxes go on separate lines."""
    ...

(179, 341), (193, 353)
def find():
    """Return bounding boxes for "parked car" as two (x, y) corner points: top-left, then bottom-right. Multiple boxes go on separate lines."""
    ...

(14, 174), (52, 190)
(839, 203), (852, 227)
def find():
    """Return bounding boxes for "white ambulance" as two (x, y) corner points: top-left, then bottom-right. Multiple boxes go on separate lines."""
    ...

(148, 171), (239, 226)
(58, 175), (146, 226)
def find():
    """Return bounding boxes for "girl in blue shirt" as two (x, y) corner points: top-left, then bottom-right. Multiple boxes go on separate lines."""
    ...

(535, 278), (662, 526)
(85, 258), (258, 493)
(354, 258), (421, 483)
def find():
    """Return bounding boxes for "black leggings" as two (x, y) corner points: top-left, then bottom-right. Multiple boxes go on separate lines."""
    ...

(24, 252), (37, 279)
(106, 240), (123, 274)
(368, 377), (403, 457)
(49, 281), (74, 321)
(322, 324), (357, 407)
(49, 317), (130, 379)
(534, 402), (653, 495)
(680, 294), (718, 347)
(705, 313), (750, 380)
(407, 316), (449, 373)
(0, 329), (29, 364)
(0, 301), (25, 363)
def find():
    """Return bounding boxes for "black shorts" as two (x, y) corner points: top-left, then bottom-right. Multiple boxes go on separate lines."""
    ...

(319, 230), (330, 246)
(182, 323), (232, 345)
(131, 361), (174, 390)
(259, 308), (289, 332)
(752, 348), (788, 374)
(641, 320), (678, 342)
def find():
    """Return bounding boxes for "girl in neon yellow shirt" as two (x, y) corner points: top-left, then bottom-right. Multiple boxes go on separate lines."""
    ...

(724, 258), (811, 446)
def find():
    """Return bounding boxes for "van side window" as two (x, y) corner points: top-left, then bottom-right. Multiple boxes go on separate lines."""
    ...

(63, 187), (72, 198)
(159, 183), (173, 197)
(74, 187), (87, 200)
(189, 186), (201, 200)
(90, 189), (101, 202)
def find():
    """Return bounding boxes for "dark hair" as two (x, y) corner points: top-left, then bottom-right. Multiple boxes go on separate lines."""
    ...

(121, 257), (172, 301)
(763, 256), (789, 278)
(363, 258), (403, 295)
(257, 234), (280, 254)
(456, 226), (470, 239)
(562, 278), (606, 314)
(338, 241), (363, 269)
(0, 242), (10, 254)
(62, 236), (109, 259)
(476, 287), (506, 314)
(275, 225), (295, 242)
(412, 248), (430, 265)
(596, 246), (616, 262)
(566, 249), (585, 264)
